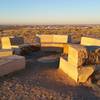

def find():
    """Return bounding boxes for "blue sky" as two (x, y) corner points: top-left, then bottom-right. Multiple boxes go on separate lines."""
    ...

(0, 0), (100, 24)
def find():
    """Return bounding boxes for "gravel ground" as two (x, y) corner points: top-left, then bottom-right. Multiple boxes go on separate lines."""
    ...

(0, 51), (100, 100)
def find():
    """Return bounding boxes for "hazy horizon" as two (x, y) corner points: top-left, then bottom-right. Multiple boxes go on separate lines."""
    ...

(0, 0), (100, 25)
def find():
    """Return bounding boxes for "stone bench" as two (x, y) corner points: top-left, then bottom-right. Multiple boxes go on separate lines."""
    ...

(59, 44), (95, 83)
(38, 34), (70, 47)
(0, 49), (13, 57)
(1, 36), (40, 55)
(0, 55), (25, 76)
(38, 35), (71, 52)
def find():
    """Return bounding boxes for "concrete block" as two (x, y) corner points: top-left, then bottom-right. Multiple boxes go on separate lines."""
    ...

(1, 36), (24, 49)
(68, 45), (88, 67)
(59, 57), (78, 82)
(0, 49), (13, 57)
(53, 35), (68, 43)
(0, 55), (25, 76)
(78, 66), (95, 83)
(81, 37), (100, 46)
(38, 35), (69, 44)
(1, 37), (11, 49)
(38, 35), (53, 43)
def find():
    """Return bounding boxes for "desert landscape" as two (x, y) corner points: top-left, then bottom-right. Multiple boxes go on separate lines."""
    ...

(0, 0), (100, 100)
(0, 25), (100, 100)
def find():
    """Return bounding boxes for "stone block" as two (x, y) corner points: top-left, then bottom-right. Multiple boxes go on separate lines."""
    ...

(1, 37), (11, 49)
(59, 57), (78, 82)
(1, 36), (24, 49)
(0, 55), (25, 76)
(38, 35), (53, 43)
(0, 49), (13, 57)
(78, 66), (95, 83)
(53, 35), (68, 43)
(68, 45), (88, 67)
(81, 37), (100, 46)
(38, 35), (68, 43)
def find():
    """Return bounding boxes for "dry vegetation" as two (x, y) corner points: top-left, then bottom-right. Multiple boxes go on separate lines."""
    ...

(0, 25), (100, 43)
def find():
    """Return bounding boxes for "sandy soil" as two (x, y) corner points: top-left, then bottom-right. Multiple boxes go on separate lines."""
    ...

(0, 51), (100, 100)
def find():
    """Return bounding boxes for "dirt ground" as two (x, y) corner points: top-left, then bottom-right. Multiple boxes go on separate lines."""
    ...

(0, 51), (100, 100)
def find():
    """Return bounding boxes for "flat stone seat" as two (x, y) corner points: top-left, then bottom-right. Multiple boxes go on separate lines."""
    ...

(0, 55), (25, 76)
(0, 49), (13, 57)
(37, 55), (59, 63)
(81, 37), (100, 46)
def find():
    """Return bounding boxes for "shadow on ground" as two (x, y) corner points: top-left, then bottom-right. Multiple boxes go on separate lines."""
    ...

(0, 51), (100, 100)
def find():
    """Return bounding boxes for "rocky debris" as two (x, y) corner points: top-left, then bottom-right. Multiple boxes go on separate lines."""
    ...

(85, 47), (100, 65)
(95, 48), (100, 64)
(78, 66), (95, 83)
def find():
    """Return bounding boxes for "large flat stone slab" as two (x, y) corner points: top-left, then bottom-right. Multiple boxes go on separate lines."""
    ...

(38, 35), (53, 43)
(0, 49), (13, 57)
(38, 35), (69, 44)
(59, 57), (78, 82)
(53, 35), (68, 43)
(81, 37), (100, 46)
(68, 45), (88, 67)
(0, 55), (25, 76)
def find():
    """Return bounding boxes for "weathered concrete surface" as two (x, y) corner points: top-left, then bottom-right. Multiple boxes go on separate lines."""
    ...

(59, 57), (78, 82)
(0, 55), (25, 76)
(81, 37), (100, 46)
(53, 35), (68, 43)
(0, 49), (13, 57)
(38, 35), (68, 43)
(39, 35), (53, 43)
(78, 66), (95, 83)
(41, 43), (65, 48)
(68, 45), (88, 67)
